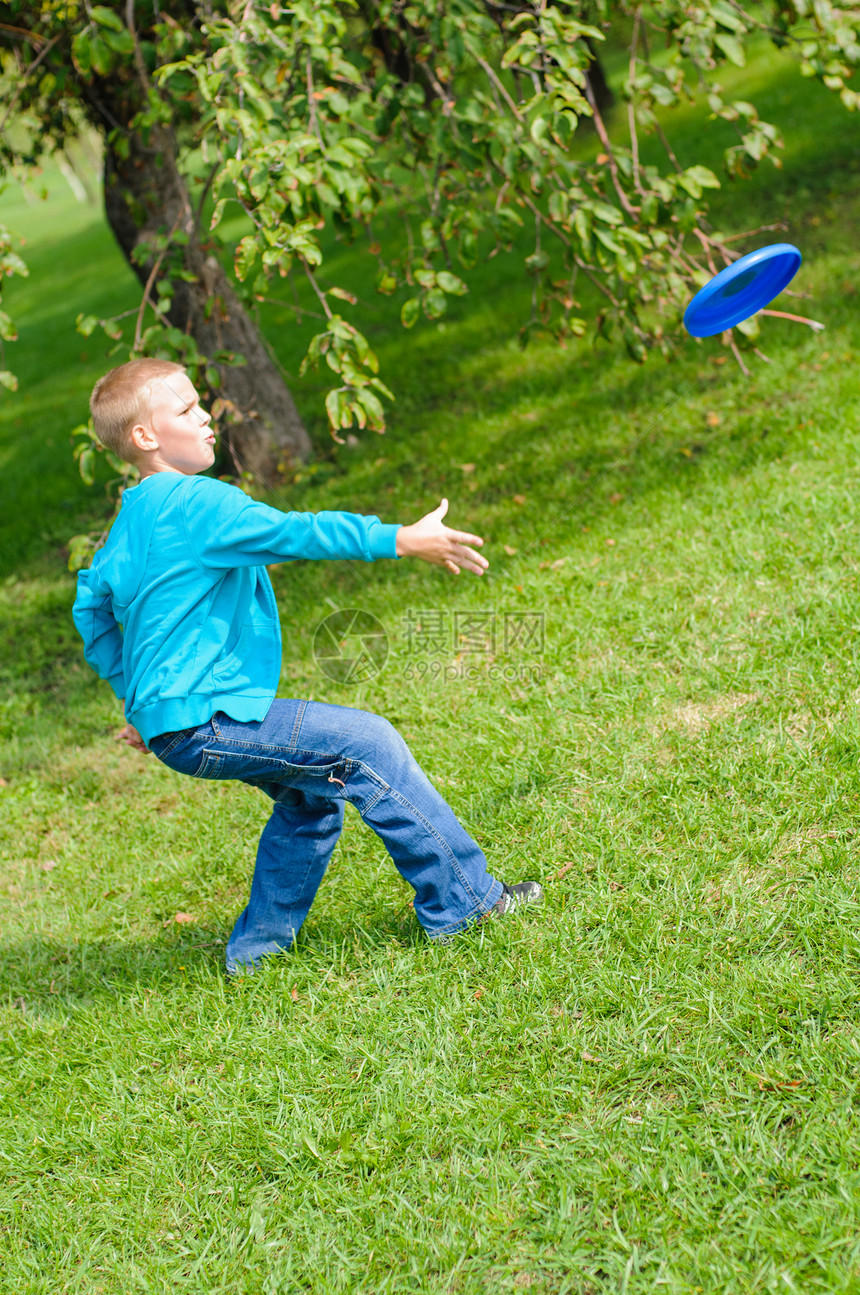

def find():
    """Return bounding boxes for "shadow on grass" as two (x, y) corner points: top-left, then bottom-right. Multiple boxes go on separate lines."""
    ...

(1, 911), (426, 1013)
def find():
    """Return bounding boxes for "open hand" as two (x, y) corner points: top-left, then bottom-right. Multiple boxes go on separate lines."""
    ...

(395, 498), (489, 576)
(115, 723), (150, 754)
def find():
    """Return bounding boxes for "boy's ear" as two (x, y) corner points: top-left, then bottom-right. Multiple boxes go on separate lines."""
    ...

(130, 422), (158, 453)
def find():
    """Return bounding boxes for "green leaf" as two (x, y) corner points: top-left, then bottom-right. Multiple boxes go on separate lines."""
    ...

(650, 83), (678, 107)
(369, 376), (395, 401)
(436, 271), (467, 296)
(0, 309), (17, 341)
(711, 1), (748, 34)
(0, 369), (17, 392)
(78, 447), (96, 486)
(91, 6), (125, 31)
(524, 250), (549, 274)
(423, 289), (447, 319)
(76, 313), (99, 338)
(735, 314), (760, 339)
(677, 165), (721, 199)
(714, 33), (746, 67)
(589, 200), (622, 226)
(89, 37), (114, 78)
(685, 165), (720, 190)
(325, 389), (347, 429)
(0, 251), (27, 278)
(594, 227), (623, 255)
(401, 297), (421, 329)
(573, 207), (592, 250)
(357, 388), (385, 430)
(101, 27), (134, 56)
(67, 534), (99, 573)
(678, 165), (720, 200)
(420, 220), (441, 252)
(71, 32), (93, 78)
(234, 235), (258, 280)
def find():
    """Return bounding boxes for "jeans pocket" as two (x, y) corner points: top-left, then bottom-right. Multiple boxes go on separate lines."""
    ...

(192, 750), (224, 779)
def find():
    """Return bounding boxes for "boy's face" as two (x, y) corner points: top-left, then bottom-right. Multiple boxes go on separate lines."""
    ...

(136, 374), (216, 476)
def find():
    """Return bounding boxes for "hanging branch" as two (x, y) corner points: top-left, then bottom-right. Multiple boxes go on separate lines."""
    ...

(582, 78), (639, 218)
(760, 309), (825, 331)
(627, 7), (644, 197)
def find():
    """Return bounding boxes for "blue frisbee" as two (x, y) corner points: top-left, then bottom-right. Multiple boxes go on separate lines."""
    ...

(683, 243), (802, 337)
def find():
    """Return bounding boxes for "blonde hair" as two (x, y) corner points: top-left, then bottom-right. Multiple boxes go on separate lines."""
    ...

(90, 358), (186, 461)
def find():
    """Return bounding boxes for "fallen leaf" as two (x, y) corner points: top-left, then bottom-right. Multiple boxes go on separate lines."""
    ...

(174, 912), (195, 924)
(705, 411), (721, 427)
(582, 1051), (602, 1063)
(513, 494), (527, 505)
(609, 492), (624, 505)
(711, 355), (728, 366)
(554, 861), (576, 880)
(551, 558), (567, 570)
(460, 462), (476, 473)
(753, 1072), (804, 1091)
(40, 860), (59, 872)
(503, 545), (518, 557)
(605, 538), (616, 548)
(596, 152), (609, 164)
(522, 411), (538, 422)
(0, 778), (7, 788)
(473, 988), (485, 999)
(680, 447), (693, 457)
(291, 986), (299, 1002)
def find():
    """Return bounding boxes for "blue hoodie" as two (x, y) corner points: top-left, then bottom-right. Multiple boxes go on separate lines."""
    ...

(73, 472), (400, 745)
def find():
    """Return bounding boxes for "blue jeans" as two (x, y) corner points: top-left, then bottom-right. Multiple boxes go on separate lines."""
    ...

(148, 700), (503, 972)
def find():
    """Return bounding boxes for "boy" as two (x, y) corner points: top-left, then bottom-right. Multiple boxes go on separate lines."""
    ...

(73, 358), (542, 973)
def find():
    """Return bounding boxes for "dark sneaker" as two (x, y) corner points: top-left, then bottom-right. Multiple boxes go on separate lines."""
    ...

(490, 880), (544, 917)
(431, 881), (544, 944)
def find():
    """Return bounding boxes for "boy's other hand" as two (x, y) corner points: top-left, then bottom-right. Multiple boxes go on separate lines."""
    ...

(396, 498), (489, 576)
(115, 723), (151, 754)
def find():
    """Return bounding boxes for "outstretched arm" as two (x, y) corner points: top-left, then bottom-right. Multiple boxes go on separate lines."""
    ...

(395, 498), (488, 576)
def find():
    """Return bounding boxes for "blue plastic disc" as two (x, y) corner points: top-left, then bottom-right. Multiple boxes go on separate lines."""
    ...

(683, 243), (802, 338)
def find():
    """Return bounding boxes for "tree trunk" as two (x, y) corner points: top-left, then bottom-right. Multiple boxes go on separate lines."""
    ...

(101, 120), (312, 483)
(585, 44), (614, 114)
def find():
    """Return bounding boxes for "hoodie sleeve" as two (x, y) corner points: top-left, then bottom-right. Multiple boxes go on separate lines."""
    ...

(72, 567), (126, 700)
(181, 477), (401, 569)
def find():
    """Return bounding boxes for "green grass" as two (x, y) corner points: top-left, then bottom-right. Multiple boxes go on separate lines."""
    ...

(3, 45), (860, 1294)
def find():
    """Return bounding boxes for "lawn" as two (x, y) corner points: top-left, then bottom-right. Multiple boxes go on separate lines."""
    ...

(2, 41), (860, 1295)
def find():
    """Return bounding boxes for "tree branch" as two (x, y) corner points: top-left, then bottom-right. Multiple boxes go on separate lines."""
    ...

(759, 309), (825, 331)
(0, 34), (61, 139)
(627, 7), (644, 196)
(470, 48), (524, 122)
(583, 78), (639, 218)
